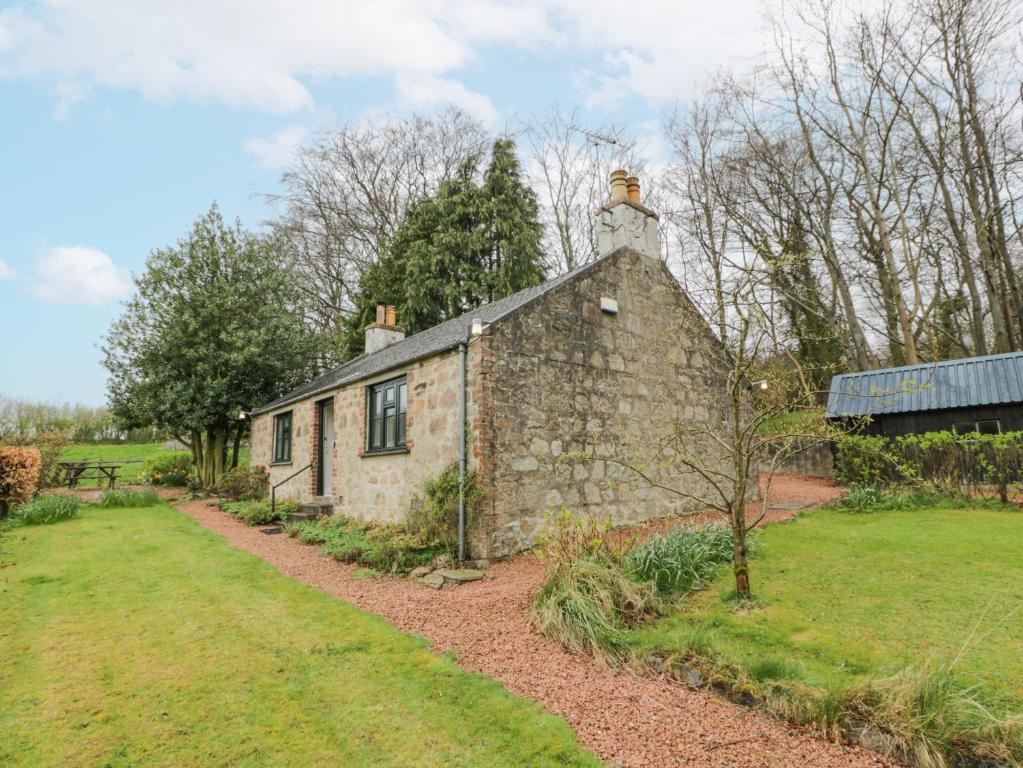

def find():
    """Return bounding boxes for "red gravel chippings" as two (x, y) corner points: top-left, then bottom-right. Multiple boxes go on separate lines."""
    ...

(178, 475), (893, 768)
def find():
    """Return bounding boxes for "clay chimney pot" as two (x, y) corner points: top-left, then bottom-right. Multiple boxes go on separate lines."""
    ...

(385, 305), (397, 326)
(609, 169), (628, 203)
(375, 304), (386, 324)
(626, 176), (641, 205)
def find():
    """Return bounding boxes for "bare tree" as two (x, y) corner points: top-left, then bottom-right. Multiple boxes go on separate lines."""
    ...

(268, 107), (489, 359)
(521, 108), (645, 273)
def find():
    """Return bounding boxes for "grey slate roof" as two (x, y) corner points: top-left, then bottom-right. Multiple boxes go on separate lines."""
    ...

(253, 249), (621, 414)
(826, 352), (1023, 418)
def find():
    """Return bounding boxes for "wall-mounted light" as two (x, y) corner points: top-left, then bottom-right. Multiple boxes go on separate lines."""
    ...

(746, 380), (769, 392)
(471, 318), (487, 336)
(238, 410), (251, 421)
(600, 297), (619, 314)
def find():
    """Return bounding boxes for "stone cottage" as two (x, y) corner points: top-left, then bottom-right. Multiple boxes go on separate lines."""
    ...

(251, 172), (734, 559)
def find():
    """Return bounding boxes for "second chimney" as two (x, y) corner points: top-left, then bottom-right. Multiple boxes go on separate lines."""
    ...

(597, 170), (660, 260)
(365, 303), (406, 355)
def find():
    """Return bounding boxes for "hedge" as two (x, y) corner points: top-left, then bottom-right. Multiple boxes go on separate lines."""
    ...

(0, 446), (42, 518)
(834, 430), (1023, 501)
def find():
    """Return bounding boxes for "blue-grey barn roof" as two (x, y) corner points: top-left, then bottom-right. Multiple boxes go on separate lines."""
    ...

(252, 248), (624, 415)
(826, 352), (1023, 418)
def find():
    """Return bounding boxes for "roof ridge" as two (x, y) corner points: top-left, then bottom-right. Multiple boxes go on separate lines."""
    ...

(252, 248), (626, 414)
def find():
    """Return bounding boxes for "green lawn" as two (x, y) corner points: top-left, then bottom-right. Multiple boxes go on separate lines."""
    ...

(0, 505), (599, 768)
(626, 505), (1023, 710)
(59, 443), (250, 484)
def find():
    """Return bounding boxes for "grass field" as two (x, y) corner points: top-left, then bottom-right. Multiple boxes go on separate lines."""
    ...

(58, 443), (250, 484)
(0, 504), (598, 768)
(625, 505), (1023, 711)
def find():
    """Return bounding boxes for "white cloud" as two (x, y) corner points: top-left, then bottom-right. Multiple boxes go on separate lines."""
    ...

(28, 246), (131, 305)
(244, 124), (310, 168)
(0, 260), (15, 280)
(0, 1), (489, 113)
(0, 1), (769, 118)
(545, 0), (770, 107)
(395, 75), (498, 127)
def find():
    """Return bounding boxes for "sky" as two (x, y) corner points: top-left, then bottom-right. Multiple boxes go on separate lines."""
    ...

(0, 0), (771, 406)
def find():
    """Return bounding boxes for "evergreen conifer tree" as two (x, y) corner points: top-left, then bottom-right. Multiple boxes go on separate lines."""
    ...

(340, 140), (545, 360)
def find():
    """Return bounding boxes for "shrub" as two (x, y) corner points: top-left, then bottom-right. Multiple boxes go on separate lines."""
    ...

(534, 509), (633, 569)
(98, 488), (161, 508)
(2, 428), (76, 488)
(0, 446), (41, 519)
(406, 463), (484, 559)
(139, 451), (193, 486)
(530, 556), (660, 663)
(289, 515), (442, 574)
(530, 509), (657, 663)
(834, 434), (900, 486)
(626, 524), (741, 596)
(13, 494), (81, 525)
(834, 430), (1023, 501)
(215, 466), (269, 501)
(221, 499), (295, 526)
(840, 661), (1023, 767)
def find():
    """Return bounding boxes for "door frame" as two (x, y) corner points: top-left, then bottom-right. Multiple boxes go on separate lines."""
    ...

(316, 397), (334, 497)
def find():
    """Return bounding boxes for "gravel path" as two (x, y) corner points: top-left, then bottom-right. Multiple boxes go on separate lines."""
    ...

(179, 474), (891, 768)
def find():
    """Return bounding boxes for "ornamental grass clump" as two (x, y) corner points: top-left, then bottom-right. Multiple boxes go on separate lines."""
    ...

(626, 524), (740, 596)
(839, 661), (1023, 767)
(529, 510), (659, 663)
(98, 488), (160, 508)
(13, 494), (81, 526)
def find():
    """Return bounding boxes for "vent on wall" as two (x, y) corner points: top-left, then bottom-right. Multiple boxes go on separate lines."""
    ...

(600, 297), (619, 314)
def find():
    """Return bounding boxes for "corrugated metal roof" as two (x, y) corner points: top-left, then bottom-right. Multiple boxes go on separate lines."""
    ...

(826, 352), (1023, 418)
(252, 248), (625, 415)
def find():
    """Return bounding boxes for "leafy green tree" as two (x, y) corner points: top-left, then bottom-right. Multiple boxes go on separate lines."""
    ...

(340, 139), (546, 359)
(103, 204), (318, 487)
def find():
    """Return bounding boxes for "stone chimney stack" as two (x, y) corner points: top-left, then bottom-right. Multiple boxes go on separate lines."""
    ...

(596, 169), (660, 260)
(364, 303), (406, 355)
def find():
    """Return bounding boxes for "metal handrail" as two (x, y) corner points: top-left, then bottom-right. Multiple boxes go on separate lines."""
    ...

(271, 462), (312, 520)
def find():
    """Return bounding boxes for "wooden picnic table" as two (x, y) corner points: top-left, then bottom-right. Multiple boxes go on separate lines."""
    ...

(57, 460), (140, 489)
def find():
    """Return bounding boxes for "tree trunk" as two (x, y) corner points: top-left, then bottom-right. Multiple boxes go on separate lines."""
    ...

(0, 499), (8, 520)
(730, 502), (752, 601)
(230, 423), (244, 470)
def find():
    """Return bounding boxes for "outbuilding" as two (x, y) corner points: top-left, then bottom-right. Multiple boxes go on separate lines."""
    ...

(826, 352), (1023, 437)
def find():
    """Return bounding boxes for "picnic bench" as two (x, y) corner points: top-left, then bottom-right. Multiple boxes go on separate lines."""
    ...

(57, 460), (140, 489)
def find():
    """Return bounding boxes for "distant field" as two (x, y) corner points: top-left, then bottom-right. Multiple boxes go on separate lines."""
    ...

(59, 443), (250, 485)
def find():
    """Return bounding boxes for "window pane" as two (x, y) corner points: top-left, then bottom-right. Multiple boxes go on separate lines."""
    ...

(952, 422), (976, 435)
(385, 411), (396, 447)
(398, 382), (407, 414)
(384, 384), (395, 404)
(397, 411), (406, 445)
(978, 419), (1001, 435)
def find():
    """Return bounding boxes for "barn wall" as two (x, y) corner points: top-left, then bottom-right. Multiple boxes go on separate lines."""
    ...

(869, 405), (1023, 436)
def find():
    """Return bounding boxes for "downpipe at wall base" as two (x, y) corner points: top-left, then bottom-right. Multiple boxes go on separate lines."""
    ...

(458, 341), (467, 564)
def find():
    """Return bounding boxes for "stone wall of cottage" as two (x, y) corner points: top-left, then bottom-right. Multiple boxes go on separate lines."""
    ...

(474, 248), (736, 558)
(252, 401), (315, 500)
(252, 349), (473, 525)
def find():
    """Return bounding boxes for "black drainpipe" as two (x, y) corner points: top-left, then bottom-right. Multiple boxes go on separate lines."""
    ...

(458, 340), (467, 564)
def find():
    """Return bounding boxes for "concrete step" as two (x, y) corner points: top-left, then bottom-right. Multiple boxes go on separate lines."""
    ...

(287, 500), (333, 523)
